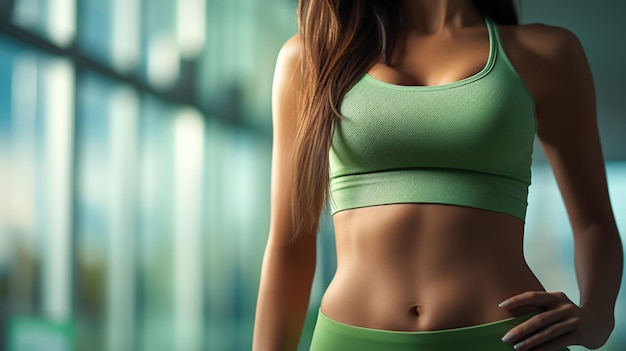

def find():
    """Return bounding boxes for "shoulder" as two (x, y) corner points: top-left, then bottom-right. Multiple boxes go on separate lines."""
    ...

(272, 34), (303, 110)
(271, 34), (304, 137)
(496, 23), (591, 114)
(498, 23), (585, 63)
(272, 34), (304, 104)
(275, 34), (304, 74)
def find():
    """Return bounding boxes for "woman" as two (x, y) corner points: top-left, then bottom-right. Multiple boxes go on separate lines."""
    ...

(253, 0), (623, 350)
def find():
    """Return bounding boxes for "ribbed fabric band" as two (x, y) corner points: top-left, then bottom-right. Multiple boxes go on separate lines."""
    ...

(330, 168), (528, 219)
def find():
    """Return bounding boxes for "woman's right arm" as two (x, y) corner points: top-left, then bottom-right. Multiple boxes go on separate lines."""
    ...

(252, 35), (318, 351)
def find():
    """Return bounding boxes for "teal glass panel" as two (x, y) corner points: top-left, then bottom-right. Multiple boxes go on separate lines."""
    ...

(0, 34), (43, 319)
(204, 123), (272, 350)
(11, 0), (76, 47)
(136, 96), (177, 351)
(140, 0), (178, 88)
(74, 72), (112, 351)
(77, 0), (112, 66)
(200, 0), (296, 126)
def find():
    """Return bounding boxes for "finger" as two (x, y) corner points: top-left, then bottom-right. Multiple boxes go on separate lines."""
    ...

(526, 337), (574, 351)
(499, 291), (564, 310)
(502, 309), (566, 344)
(512, 318), (577, 351)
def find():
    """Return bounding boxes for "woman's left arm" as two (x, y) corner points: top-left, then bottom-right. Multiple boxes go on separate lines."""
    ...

(499, 25), (623, 351)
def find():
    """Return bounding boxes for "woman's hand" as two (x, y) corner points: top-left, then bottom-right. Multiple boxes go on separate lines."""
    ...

(498, 291), (614, 351)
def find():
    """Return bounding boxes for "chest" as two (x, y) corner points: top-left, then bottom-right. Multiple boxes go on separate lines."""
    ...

(370, 30), (491, 87)
(331, 71), (535, 175)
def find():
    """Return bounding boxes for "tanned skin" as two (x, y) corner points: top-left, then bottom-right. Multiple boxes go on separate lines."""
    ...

(253, 1), (623, 350)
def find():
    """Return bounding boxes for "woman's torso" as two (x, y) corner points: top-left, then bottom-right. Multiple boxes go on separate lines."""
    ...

(320, 17), (554, 332)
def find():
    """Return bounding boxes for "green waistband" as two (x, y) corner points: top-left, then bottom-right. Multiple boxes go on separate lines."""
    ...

(310, 309), (570, 351)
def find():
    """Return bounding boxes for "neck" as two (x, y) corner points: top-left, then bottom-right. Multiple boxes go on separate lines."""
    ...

(400, 0), (482, 34)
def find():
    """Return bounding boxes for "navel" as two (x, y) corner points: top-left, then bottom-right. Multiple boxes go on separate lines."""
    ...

(409, 304), (422, 318)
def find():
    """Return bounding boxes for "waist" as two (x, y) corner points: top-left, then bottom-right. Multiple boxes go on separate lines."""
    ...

(322, 204), (543, 331)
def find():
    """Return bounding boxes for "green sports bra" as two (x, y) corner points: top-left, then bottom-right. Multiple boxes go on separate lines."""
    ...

(328, 17), (536, 221)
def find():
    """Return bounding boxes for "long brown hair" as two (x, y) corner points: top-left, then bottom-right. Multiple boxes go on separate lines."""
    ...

(292, 0), (519, 237)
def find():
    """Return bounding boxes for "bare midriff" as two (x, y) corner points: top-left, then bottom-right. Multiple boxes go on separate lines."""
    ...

(320, 203), (545, 332)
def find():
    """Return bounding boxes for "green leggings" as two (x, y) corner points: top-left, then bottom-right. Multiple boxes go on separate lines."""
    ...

(310, 309), (571, 351)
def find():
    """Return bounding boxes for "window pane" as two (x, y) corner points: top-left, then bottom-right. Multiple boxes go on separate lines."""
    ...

(12, 0), (76, 47)
(0, 33), (75, 345)
(141, 0), (179, 88)
(200, 0), (296, 126)
(75, 71), (140, 351)
(204, 124), (271, 349)
(0, 35), (41, 319)
(136, 96), (177, 351)
(77, 0), (140, 72)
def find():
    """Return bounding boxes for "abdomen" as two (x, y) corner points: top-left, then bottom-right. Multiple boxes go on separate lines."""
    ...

(321, 203), (545, 331)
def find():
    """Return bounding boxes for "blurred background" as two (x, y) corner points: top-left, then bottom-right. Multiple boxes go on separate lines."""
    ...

(0, 0), (624, 350)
